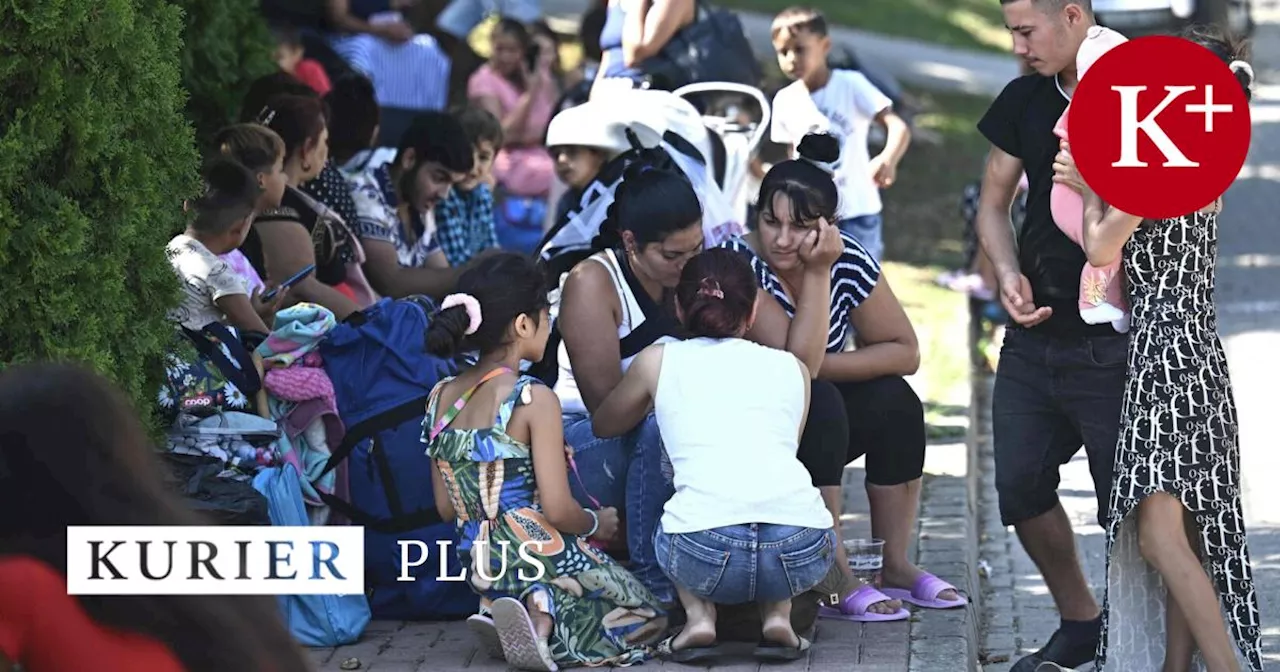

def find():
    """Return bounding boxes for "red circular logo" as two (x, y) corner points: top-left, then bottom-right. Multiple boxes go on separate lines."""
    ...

(1069, 35), (1251, 220)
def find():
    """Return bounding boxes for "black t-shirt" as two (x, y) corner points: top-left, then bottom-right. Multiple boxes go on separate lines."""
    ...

(977, 74), (1116, 339)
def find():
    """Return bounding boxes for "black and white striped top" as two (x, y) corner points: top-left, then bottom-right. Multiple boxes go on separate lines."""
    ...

(721, 232), (881, 352)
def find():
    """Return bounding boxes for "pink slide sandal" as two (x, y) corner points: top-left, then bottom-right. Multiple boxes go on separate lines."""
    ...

(817, 583), (910, 622)
(882, 573), (967, 610)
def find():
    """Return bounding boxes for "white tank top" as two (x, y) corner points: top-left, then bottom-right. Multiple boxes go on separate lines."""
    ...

(654, 338), (834, 534)
(553, 249), (680, 416)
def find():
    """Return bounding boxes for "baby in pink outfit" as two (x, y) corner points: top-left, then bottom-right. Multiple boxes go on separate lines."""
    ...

(1052, 25), (1130, 333)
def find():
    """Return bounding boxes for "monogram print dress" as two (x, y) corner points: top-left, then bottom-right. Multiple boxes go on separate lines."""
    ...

(1098, 210), (1263, 671)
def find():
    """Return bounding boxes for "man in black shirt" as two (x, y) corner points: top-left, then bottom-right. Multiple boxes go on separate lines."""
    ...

(975, 1), (1129, 670)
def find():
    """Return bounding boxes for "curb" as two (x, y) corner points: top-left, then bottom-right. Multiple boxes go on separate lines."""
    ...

(904, 297), (986, 672)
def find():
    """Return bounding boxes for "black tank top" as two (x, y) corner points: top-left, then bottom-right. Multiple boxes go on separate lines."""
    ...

(243, 186), (356, 287)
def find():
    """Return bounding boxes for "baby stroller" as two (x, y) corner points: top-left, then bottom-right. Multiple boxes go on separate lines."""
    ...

(537, 83), (771, 282)
(528, 83), (771, 385)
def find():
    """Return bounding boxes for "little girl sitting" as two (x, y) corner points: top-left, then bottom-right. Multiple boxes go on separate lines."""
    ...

(422, 252), (667, 672)
(593, 248), (837, 663)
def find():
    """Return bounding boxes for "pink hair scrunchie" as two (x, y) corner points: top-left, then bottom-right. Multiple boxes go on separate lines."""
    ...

(440, 293), (483, 335)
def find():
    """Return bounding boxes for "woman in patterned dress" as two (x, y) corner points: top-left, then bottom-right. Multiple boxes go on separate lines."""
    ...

(422, 253), (667, 671)
(1068, 27), (1263, 672)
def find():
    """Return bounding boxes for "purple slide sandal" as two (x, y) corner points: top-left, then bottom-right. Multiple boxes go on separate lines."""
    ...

(817, 583), (910, 622)
(882, 573), (967, 610)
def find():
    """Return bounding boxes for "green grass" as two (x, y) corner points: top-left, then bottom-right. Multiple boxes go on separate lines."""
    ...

(877, 88), (994, 436)
(719, 0), (1012, 53)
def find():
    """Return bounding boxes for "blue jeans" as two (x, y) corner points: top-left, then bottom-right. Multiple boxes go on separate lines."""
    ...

(562, 413), (676, 604)
(839, 213), (884, 262)
(654, 524), (836, 603)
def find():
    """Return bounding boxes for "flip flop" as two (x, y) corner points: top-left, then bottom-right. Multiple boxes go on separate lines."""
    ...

(654, 631), (723, 663)
(881, 573), (968, 610)
(491, 597), (558, 672)
(466, 612), (505, 660)
(753, 635), (811, 662)
(817, 583), (910, 622)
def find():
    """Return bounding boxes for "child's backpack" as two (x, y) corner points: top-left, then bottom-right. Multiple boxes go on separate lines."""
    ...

(252, 463), (371, 647)
(318, 296), (480, 620)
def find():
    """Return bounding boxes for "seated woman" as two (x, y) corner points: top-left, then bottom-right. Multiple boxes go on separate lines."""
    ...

(213, 123), (291, 294)
(0, 363), (311, 672)
(244, 94), (377, 320)
(721, 133), (966, 620)
(468, 19), (558, 253)
(422, 253), (666, 671)
(594, 248), (835, 662)
(554, 162), (847, 610)
(239, 71), (361, 233)
(593, 0), (694, 94)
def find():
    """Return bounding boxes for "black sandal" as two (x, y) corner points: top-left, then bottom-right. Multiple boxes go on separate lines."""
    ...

(655, 632), (723, 663)
(753, 635), (811, 662)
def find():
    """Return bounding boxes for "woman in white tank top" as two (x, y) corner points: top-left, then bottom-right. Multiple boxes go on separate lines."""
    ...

(550, 163), (707, 608)
(594, 248), (835, 664)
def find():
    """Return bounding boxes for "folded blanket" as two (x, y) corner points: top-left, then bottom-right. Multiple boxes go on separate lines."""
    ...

(258, 304), (337, 369)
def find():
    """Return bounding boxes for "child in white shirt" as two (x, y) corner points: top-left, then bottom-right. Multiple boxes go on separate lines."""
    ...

(167, 159), (284, 334)
(769, 6), (911, 262)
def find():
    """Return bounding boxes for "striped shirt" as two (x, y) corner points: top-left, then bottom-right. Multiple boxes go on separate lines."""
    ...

(721, 232), (881, 352)
(329, 33), (450, 111)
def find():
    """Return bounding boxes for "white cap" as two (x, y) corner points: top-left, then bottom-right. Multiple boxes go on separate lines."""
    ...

(545, 103), (635, 157)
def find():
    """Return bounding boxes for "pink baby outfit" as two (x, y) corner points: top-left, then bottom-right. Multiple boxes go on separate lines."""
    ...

(1052, 25), (1131, 333)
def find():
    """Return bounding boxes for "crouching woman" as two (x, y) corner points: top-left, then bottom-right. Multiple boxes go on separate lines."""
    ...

(593, 248), (835, 663)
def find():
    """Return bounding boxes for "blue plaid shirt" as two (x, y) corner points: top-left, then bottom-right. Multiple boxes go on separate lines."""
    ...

(433, 183), (499, 267)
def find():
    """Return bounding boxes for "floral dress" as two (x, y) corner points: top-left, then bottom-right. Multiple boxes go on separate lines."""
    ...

(423, 372), (667, 667)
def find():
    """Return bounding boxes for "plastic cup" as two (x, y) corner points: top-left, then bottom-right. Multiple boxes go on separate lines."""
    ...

(843, 538), (885, 588)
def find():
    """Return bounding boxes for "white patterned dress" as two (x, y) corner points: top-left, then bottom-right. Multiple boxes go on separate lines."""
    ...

(1098, 210), (1263, 671)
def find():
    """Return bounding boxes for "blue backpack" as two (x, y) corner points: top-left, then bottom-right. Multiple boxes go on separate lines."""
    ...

(318, 296), (480, 620)
(252, 463), (371, 647)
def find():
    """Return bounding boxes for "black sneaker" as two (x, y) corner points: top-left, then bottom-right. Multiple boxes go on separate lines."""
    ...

(1010, 628), (1098, 672)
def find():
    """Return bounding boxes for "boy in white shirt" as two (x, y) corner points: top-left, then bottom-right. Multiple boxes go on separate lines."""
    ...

(769, 6), (911, 261)
(167, 158), (284, 335)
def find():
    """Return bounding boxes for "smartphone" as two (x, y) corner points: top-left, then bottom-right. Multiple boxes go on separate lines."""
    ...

(261, 264), (315, 302)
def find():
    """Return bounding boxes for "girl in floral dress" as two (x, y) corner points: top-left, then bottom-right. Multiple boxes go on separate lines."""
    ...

(423, 252), (667, 671)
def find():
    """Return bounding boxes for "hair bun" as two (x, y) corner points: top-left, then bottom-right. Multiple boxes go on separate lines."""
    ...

(797, 133), (840, 165)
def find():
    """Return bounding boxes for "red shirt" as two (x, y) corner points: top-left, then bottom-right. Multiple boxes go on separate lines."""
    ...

(0, 556), (186, 672)
(293, 59), (332, 97)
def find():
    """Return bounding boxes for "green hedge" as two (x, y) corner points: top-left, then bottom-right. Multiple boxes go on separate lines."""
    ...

(174, 0), (277, 147)
(0, 0), (198, 417)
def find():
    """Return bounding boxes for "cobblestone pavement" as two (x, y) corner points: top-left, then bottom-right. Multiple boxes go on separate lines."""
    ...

(975, 371), (1280, 671)
(308, 440), (978, 671)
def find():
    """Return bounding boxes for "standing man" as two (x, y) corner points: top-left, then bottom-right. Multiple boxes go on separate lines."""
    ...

(975, 1), (1128, 670)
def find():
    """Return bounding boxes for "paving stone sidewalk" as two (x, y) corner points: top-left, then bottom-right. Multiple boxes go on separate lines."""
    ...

(972, 374), (1280, 671)
(308, 445), (980, 671)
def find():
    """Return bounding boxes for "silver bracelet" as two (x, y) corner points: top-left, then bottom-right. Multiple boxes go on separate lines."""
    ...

(585, 509), (599, 537)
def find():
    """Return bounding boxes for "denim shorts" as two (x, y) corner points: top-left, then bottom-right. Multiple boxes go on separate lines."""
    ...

(992, 327), (1128, 527)
(654, 523), (836, 604)
(838, 213), (884, 262)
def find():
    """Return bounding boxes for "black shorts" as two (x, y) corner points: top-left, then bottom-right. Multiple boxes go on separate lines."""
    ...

(992, 327), (1128, 527)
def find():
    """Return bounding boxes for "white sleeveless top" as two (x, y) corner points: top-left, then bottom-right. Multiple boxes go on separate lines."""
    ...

(554, 249), (680, 416)
(654, 338), (834, 534)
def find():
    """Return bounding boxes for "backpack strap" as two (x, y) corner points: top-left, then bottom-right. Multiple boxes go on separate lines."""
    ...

(426, 367), (513, 442)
